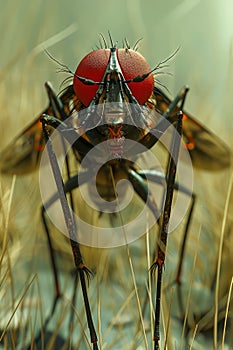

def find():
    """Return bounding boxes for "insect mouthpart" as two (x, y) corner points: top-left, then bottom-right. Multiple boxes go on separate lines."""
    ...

(107, 124), (125, 158)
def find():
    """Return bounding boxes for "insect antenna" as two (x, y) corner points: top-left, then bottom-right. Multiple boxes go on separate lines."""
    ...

(44, 49), (86, 98)
(158, 46), (180, 66)
(45, 49), (72, 72)
(151, 47), (180, 77)
(148, 49), (179, 95)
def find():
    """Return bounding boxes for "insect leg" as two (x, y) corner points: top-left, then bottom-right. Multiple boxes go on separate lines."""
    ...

(40, 90), (94, 330)
(138, 86), (190, 152)
(39, 168), (95, 339)
(127, 167), (161, 219)
(42, 80), (94, 316)
(119, 166), (161, 343)
(41, 119), (98, 350)
(176, 193), (196, 285)
(151, 111), (183, 350)
(44, 81), (68, 120)
(138, 168), (196, 327)
(42, 81), (80, 321)
(137, 169), (195, 284)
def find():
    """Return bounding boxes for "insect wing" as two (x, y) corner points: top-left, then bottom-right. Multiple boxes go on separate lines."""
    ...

(152, 87), (231, 170)
(180, 115), (231, 170)
(0, 85), (77, 175)
(0, 118), (45, 175)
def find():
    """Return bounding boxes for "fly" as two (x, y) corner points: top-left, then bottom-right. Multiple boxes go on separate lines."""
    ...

(0, 36), (231, 350)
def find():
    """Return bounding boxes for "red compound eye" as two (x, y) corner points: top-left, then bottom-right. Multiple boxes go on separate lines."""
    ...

(73, 48), (154, 106)
(117, 49), (154, 105)
(73, 49), (110, 107)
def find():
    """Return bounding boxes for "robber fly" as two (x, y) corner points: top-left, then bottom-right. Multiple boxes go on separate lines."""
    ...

(0, 38), (231, 350)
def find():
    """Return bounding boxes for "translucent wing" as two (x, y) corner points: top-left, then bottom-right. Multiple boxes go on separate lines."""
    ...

(0, 85), (78, 175)
(0, 119), (46, 174)
(152, 87), (231, 170)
